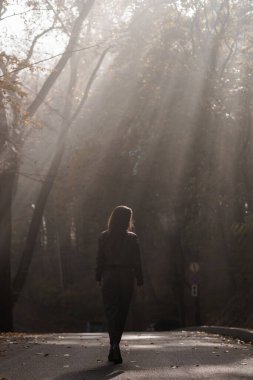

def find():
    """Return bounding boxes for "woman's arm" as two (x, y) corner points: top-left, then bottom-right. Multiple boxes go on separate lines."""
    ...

(133, 236), (144, 286)
(95, 233), (105, 283)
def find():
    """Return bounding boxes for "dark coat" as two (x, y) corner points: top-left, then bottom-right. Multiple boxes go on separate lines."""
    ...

(95, 230), (144, 286)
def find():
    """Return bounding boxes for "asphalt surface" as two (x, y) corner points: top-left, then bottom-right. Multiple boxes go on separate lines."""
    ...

(1, 331), (253, 379)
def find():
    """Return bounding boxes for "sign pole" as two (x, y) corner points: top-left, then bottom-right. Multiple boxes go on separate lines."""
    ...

(189, 262), (201, 325)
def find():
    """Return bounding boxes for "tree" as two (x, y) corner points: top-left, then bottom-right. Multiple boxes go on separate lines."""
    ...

(12, 45), (110, 302)
(0, 0), (96, 331)
(1, 0), (253, 331)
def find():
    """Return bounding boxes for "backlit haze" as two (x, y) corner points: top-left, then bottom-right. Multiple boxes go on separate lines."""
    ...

(1, 0), (253, 331)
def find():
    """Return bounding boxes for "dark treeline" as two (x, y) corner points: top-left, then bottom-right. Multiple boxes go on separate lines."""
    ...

(1, 0), (253, 332)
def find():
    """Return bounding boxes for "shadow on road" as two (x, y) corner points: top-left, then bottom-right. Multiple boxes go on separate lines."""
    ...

(54, 363), (130, 380)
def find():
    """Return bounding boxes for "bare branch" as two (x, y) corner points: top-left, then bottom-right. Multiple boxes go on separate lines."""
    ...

(18, 171), (65, 184)
(0, 0), (7, 17)
(0, 58), (7, 76)
(0, 43), (101, 79)
(70, 45), (111, 124)
(213, 0), (230, 36)
(26, 25), (59, 61)
(220, 40), (236, 77)
(44, 0), (70, 36)
(22, 83), (65, 121)
(0, 92), (9, 151)
(0, 8), (52, 21)
(203, 0), (210, 33)
(26, 0), (96, 117)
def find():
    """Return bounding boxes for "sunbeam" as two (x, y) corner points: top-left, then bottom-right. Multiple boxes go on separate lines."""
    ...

(0, 0), (252, 335)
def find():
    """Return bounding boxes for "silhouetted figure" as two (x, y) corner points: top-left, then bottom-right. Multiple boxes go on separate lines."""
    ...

(96, 205), (143, 364)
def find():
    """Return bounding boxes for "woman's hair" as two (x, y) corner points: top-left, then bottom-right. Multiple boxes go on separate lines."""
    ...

(107, 205), (134, 233)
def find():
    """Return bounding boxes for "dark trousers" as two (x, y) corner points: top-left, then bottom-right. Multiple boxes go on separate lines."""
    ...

(102, 268), (134, 344)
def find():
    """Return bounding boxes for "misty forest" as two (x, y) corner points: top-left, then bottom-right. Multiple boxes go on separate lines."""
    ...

(0, 0), (253, 333)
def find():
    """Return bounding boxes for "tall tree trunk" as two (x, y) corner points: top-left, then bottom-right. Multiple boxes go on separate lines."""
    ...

(0, 0), (96, 327)
(0, 172), (15, 331)
(27, 0), (96, 117)
(0, 87), (16, 331)
(12, 136), (68, 304)
(12, 46), (110, 304)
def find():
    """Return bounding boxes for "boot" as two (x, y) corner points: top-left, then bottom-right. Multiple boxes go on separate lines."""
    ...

(108, 345), (114, 362)
(112, 343), (122, 364)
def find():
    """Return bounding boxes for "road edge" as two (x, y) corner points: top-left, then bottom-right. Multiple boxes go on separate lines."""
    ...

(186, 326), (253, 344)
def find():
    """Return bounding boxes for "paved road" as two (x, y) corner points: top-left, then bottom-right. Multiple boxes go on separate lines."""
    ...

(1, 331), (253, 379)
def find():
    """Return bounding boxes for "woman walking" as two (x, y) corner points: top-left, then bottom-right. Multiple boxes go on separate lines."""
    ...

(96, 205), (143, 364)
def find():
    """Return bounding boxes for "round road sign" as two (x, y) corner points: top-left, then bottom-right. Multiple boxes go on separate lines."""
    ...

(189, 262), (200, 273)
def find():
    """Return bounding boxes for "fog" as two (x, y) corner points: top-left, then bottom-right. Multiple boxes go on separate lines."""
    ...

(0, 0), (252, 332)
